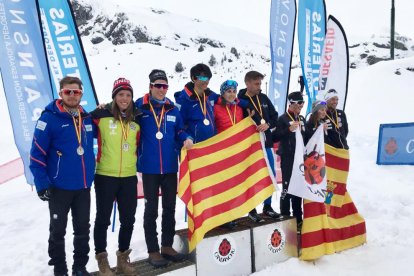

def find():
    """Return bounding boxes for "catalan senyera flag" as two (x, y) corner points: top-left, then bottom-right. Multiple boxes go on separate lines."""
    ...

(300, 144), (367, 260)
(178, 117), (276, 252)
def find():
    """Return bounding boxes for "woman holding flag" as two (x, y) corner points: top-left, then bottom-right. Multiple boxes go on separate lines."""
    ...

(91, 78), (141, 276)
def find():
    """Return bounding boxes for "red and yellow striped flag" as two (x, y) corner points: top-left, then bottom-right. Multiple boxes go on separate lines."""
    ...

(178, 117), (275, 251)
(300, 144), (367, 260)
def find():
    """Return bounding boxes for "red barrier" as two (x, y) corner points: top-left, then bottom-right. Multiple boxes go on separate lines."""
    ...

(0, 158), (24, 185)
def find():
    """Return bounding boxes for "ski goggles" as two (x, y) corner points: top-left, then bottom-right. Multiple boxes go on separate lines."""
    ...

(290, 100), (305, 105)
(195, 76), (210, 82)
(61, 89), (83, 96)
(150, 83), (169, 89)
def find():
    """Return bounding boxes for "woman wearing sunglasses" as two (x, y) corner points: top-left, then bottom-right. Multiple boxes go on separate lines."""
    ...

(214, 80), (245, 133)
(135, 69), (193, 268)
(91, 78), (141, 276)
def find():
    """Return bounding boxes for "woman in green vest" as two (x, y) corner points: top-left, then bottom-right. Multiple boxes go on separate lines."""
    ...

(91, 78), (141, 276)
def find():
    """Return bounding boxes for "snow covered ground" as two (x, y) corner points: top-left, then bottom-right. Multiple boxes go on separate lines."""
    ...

(1, 0), (414, 275)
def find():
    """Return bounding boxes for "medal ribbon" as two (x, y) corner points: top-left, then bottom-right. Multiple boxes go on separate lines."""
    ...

(287, 112), (298, 122)
(118, 115), (130, 141)
(149, 101), (165, 133)
(225, 104), (237, 126)
(67, 108), (82, 147)
(326, 109), (340, 129)
(247, 94), (264, 121)
(194, 90), (207, 120)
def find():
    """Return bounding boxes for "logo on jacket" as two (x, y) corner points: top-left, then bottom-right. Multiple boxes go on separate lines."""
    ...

(267, 228), (285, 253)
(109, 120), (117, 135)
(213, 236), (236, 265)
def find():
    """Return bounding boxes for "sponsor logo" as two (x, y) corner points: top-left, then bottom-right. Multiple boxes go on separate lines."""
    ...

(36, 120), (47, 131)
(167, 115), (176, 122)
(385, 137), (398, 155)
(61, 124), (69, 128)
(267, 228), (285, 254)
(212, 236), (236, 265)
(85, 124), (92, 132)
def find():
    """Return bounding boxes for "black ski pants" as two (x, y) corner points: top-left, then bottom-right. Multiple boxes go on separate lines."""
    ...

(48, 187), (91, 274)
(279, 155), (303, 224)
(142, 173), (177, 253)
(93, 174), (138, 254)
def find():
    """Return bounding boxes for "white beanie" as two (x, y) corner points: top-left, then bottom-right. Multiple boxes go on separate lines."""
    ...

(324, 89), (339, 101)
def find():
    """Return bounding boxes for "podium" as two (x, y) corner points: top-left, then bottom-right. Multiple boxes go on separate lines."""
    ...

(175, 224), (252, 276)
(91, 216), (297, 275)
(173, 215), (298, 275)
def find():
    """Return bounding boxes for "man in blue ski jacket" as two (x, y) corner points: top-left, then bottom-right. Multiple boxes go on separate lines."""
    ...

(30, 76), (95, 276)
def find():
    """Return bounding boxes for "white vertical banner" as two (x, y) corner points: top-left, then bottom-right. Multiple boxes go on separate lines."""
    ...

(288, 125), (327, 202)
(318, 15), (349, 110)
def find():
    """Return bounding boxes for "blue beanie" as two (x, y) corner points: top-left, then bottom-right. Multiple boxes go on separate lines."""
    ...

(220, 80), (238, 95)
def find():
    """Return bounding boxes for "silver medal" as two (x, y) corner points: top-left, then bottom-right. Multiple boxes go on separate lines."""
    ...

(156, 131), (164, 140)
(122, 142), (130, 151)
(77, 146), (84, 156)
(260, 119), (266, 124)
(203, 118), (210, 126)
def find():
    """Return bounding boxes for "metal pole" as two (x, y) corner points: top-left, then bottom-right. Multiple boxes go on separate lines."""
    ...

(391, 0), (395, 59)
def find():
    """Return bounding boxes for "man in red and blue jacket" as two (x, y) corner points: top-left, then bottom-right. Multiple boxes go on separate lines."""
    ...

(174, 63), (219, 143)
(30, 76), (95, 276)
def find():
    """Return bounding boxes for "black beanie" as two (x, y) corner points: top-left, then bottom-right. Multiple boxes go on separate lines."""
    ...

(149, 69), (168, 83)
(288, 91), (304, 102)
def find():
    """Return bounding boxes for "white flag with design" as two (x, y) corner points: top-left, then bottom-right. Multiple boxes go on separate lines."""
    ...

(288, 125), (327, 202)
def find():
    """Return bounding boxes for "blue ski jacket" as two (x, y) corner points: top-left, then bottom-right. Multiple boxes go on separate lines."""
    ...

(174, 82), (219, 143)
(135, 94), (191, 174)
(30, 100), (96, 192)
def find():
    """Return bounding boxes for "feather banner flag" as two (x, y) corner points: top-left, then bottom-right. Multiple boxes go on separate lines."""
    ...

(298, 0), (326, 114)
(318, 15), (350, 111)
(178, 117), (276, 252)
(300, 144), (366, 260)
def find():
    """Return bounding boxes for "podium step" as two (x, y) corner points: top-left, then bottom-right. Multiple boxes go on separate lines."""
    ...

(90, 259), (196, 276)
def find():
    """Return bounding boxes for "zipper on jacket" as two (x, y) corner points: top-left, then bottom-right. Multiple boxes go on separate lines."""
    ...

(81, 155), (87, 188)
(53, 151), (62, 179)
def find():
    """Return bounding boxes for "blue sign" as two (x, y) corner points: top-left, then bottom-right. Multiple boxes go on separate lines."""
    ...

(298, 0), (326, 114)
(269, 0), (296, 113)
(38, 0), (98, 111)
(377, 123), (414, 165)
(0, 0), (54, 185)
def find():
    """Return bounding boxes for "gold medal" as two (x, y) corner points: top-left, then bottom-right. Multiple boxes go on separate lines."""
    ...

(203, 118), (210, 126)
(156, 131), (164, 140)
(77, 146), (84, 155)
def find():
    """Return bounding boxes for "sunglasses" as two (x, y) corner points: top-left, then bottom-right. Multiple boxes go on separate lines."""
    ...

(151, 83), (169, 89)
(195, 76), (210, 82)
(61, 89), (82, 96)
(290, 100), (304, 105)
(224, 80), (238, 87)
(319, 101), (327, 105)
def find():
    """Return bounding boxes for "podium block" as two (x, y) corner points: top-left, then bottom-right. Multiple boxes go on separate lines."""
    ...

(238, 216), (298, 272)
(174, 225), (252, 276)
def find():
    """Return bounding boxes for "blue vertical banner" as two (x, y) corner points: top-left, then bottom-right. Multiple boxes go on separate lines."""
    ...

(37, 0), (98, 111)
(0, 0), (54, 185)
(269, 0), (297, 113)
(298, 0), (326, 114)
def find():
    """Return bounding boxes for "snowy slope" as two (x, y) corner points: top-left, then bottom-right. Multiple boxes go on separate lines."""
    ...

(1, 0), (414, 275)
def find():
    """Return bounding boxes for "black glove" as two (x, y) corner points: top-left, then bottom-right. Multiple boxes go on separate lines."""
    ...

(38, 189), (52, 201)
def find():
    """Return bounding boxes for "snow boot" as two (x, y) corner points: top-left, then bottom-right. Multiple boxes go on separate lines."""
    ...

(116, 249), (137, 275)
(95, 252), (115, 276)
